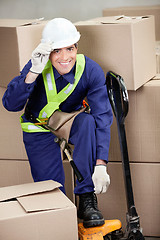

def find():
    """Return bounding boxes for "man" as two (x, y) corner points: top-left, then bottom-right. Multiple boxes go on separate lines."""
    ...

(2, 18), (113, 228)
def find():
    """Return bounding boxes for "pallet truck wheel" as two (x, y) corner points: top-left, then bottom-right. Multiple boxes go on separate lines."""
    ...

(128, 230), (145, 240)
(111, 229), (124, 240)
(103, 235), (110, 240)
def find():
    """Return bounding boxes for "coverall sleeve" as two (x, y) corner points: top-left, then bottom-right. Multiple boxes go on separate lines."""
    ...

(87, 63), (113, 162)
(2, 60), (36, 112)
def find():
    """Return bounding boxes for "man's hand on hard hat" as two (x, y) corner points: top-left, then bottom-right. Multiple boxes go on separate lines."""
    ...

(30, 41), (52, 74)
(92, 159), (110, 194)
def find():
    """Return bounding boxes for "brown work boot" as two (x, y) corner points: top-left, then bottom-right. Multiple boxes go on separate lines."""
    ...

(77, 192), (105, 228)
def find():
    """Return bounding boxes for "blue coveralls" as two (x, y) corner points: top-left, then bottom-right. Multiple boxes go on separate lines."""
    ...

(2, 56), (113, 195)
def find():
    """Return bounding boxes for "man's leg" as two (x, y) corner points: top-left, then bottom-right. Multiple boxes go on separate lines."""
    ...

(69, 112), (105, 228)
(69, 112), (96, 194)
(23, 131), (65, 193)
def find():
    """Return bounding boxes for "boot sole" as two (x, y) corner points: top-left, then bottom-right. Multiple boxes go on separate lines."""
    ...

(83, 218), (105, 228)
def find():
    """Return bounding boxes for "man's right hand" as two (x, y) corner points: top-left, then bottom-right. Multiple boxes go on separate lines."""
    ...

(30, 42), (52, 74)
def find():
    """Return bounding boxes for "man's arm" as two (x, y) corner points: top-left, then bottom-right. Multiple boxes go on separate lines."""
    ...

(86, 60), (113, 162)
(2, 42), (52, 112)
(85, 58), (113, 194)
(96, 159), (107, 166)
(2, 61), (36, 112)
(25, 71), (39, 84)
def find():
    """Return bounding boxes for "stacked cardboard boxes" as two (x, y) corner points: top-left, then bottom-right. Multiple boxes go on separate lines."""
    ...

(0, 86), (75, 202)
(0, 20), (45, 190)
(75, 14), (160, 236)
(0, 19), (48, 88)
(0, 19), (76, 239)
(102, 5), (160, 76)
(156, 41), (160, 74)
(102, 5), (160, 41)
(101, 6), (160, 236)
(98, 80), (160, 236)
(0, 14), (159, 237)
(75, 15), (156, 90)
(0, 19), (45, 192)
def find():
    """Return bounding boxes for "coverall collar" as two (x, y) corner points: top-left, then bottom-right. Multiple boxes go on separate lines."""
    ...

(53, 63), (76, 84)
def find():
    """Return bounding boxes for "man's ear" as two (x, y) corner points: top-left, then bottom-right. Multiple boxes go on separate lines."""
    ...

(75, 43), (78, 49)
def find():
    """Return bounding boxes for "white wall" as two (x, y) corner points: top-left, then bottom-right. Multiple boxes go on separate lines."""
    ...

(0, 0), (160, 22)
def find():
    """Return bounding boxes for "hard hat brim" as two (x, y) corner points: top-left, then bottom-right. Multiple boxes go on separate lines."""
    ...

(41, 32), (81, 51)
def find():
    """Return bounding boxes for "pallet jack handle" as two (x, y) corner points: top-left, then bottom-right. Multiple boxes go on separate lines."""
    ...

(106, 71), (135, 208)
(106, 71), (129, 124)
(106, 71), (145, 240)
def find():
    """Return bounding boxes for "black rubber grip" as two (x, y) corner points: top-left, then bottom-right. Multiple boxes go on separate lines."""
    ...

(70, 160), (84, 183)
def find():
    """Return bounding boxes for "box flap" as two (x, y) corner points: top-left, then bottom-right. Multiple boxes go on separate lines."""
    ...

(152, 74), (160, 80)
(17, 188), (73, 212)
(75, 15), (150, 25)
(0, 180), (62, 202)
(0, 18), (45, 27)
(101, 15), (149, 24)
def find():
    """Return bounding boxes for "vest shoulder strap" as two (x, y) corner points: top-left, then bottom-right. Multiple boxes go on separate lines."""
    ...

(39, 54), (85, 119)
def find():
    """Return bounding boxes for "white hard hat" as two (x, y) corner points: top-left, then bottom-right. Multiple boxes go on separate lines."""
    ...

(41, 18), (80, 50)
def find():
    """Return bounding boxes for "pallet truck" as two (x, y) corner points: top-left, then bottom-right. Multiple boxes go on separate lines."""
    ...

(55, 71), (145, 239)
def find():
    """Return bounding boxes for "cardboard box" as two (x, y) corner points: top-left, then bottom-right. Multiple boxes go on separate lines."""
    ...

(156, 41), (160, 73)
(103, 5), (160, 40)
(0, 159), (75, 203)
(0, 160), (33, 187)
(0, 19), (47, 88)
(109, 79), (160, 163)
(98, 162), (160, 237)
(0, 87), (27, 160)
(153, 73), (160, 80)
(75, 15), (156, 90)
(63, 160), (75, 202)
(0, 180), (78, 240)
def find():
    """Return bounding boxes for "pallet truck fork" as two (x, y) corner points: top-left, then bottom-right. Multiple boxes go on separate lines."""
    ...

(78, 219), (123, 240)
(78, 220), (123, 240)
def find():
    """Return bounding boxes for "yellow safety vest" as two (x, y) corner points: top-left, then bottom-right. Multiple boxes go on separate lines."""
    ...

(20, 54), (85, 133)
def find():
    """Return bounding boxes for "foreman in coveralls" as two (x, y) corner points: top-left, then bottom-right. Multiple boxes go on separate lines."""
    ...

(2, 18), (113, 228)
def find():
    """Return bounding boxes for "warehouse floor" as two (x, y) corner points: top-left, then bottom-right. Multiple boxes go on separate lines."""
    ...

(145, 238), (160, 240)
(137, 237), (158, 239)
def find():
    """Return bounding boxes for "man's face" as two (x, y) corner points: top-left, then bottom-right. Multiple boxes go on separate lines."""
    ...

(49, 44), (77, 75)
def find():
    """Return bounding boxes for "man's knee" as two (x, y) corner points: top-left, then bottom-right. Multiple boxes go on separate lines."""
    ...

(75, 112), (95, 129)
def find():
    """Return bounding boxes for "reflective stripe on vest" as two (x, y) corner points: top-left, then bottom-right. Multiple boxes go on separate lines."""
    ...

(20, 54), (85, 133)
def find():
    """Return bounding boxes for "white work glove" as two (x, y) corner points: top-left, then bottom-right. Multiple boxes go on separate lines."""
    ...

(92, 165), (110, 194)
(30, 42), (52, 74)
